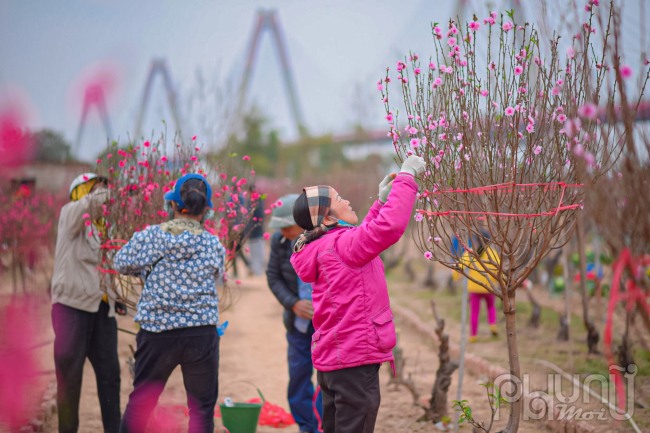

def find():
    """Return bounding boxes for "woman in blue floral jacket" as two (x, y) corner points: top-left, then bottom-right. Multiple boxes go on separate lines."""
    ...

(115, 174), (226, 433)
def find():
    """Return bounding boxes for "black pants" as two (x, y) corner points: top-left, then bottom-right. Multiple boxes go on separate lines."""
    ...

(120, 326), (220, 433)
(317, 364), (381, 433)
(52, 302), (121, 433)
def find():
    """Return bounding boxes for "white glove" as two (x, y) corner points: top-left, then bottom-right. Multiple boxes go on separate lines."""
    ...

(378, 173), (396, 202)
(400, 155), (426, 176)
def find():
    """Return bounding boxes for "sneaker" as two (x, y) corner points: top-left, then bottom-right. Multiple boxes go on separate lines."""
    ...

(468, 335), (477, 343)
(490, 324), (498, 337)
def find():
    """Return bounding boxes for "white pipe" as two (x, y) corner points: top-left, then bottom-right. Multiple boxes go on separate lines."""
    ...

(453, 278), (469, 432)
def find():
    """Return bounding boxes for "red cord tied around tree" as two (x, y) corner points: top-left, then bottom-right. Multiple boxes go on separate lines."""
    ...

(96, 239), (128, 274)
(417, 181), (583, 219)
(313, 386), (323, 433)
(604, 248), (650, 416)
(250, 398), (296, 427)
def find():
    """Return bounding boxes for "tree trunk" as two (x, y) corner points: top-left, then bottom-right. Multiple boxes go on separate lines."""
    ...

(617, 309), (635, 370)
(424, 263), (437, 289)
(404, 260), (416, 282)
(557, 248), (571, 341)
(387, 344), (420, 405)
(526, 287), (541, 329)
(502, 288), (522, 433)
(424, 300), (459, 422)
(576, 217), (600, 354)
(446, 274), (457, 295)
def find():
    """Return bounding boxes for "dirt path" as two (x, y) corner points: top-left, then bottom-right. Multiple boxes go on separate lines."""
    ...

(36, 271), (536, 433)
(6, 259), (641, 433)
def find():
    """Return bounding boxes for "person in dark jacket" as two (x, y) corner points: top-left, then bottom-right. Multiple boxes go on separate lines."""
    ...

(266, 194), (322, 433)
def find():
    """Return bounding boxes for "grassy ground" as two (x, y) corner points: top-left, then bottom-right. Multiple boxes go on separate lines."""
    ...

(386, 258), (650, 432)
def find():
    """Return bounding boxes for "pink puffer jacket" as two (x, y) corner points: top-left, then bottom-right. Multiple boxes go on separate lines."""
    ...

(290, 174), (418, 371)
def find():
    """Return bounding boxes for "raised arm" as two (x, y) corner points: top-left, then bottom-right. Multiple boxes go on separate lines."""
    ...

(361, 199), (385, 224)
(60, 189), (108, 238)
(337, 173), (418, 268)
(362, 173), (397, 223)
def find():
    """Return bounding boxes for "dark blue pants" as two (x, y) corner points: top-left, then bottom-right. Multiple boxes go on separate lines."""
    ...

(287, 326), (323, 432)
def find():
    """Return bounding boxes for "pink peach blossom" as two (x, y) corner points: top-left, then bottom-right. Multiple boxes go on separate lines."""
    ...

(620, 65), (633, 79)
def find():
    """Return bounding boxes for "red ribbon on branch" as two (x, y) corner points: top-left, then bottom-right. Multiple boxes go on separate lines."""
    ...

(417, 181), (583, 219)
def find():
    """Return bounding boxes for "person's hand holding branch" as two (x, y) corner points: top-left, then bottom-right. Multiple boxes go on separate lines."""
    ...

(378, 173), (397, 202)
(400, 155), (426, 176)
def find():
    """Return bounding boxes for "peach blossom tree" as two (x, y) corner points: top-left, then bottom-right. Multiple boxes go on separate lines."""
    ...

(91, 130), (261, 310)
(379, 3), (625, 431)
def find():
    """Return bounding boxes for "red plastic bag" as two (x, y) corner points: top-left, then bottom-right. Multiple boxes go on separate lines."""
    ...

(248, 398), (295, 428)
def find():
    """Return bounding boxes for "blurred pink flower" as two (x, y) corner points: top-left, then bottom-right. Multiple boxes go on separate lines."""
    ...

(514, 66), (523, 75)
(534, 146), (542, 155)
(385, 114), (393, 122)
(552, 87), (560, 96)
(578, 103), (597, 119)
(192, 135), (197, 140)
(505, 107), (515, 116)
(424, 251), (433, 259)
(557, 114), (567, 122)
(573, 144), (585, 156)
(469, 22), (480, 31)
(263, 232), (270, 241)
(502, 22), (513, 31)
(566, 46), (575, 59)
(143, 141), (150, 147)
(414, 68), (421, 75)
(411, 138), (420, 148)
(620, 65), (633, 79)
(409, 127), (418, 134)
(447, 37), (457, 47)
(480, 90), (488, 97)
(242, 155), (250, 161)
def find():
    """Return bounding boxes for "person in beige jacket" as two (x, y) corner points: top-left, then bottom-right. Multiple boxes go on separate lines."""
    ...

(51, 173), (124, 433)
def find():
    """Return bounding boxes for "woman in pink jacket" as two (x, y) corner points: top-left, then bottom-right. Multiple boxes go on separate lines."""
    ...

(290, 155), (425, 433)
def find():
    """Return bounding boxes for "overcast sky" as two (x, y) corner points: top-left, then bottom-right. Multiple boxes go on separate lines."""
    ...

(0, 0), (647, 160)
